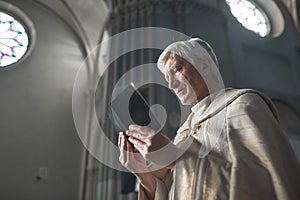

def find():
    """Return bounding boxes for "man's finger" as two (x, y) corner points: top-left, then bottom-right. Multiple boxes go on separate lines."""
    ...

(120, 133), (127, 150)
(126, 141), (135, 164)
(126, 130), (147, 140)
(128, 136), (147, 152)
(128, 124), (156, 134)
(119, 148), (126, 165)
(126, 129), (155, 140)
(120, 134), (128, 163)
(118, 132), (122, 148)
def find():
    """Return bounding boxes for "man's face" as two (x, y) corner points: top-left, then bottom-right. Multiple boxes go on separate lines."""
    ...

(163, 57), (208, 105)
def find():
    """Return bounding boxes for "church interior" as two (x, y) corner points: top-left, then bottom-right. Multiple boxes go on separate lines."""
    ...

(0, 0), (300, 199)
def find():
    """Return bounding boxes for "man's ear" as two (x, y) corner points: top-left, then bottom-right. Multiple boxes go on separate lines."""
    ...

(202, 57), (211, 76)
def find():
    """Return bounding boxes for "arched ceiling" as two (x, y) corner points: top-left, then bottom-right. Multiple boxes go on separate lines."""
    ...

(31, 0), (300, 44)
(32, 0), (109, 52)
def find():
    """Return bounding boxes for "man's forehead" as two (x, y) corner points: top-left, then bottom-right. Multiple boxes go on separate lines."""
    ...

(164, 56), (186, 67)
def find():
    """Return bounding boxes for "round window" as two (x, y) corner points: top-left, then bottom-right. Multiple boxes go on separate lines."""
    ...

(0, 2), (35, 68)
(225, 0), (270, 37)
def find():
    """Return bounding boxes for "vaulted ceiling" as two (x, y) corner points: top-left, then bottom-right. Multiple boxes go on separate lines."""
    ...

(31, 0), (300, 47)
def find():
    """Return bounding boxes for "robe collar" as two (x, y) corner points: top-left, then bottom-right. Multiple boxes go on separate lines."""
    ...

(191, 95), (211, 115)
(177, 88), (279, 135)
(177, 94), (212, 133)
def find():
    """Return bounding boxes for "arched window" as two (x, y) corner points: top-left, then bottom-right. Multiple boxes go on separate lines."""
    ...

(225, 0), (270, 37)
(0, 2), (35, 68)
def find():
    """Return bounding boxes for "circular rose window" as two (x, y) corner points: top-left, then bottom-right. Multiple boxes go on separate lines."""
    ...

(226, 0), (270, 37)
(0, 2), (35, 68)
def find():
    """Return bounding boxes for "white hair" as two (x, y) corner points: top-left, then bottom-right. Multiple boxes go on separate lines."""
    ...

(157, 38), (221, 84)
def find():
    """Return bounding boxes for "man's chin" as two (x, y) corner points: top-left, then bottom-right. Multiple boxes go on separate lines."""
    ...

(179, 96), (195, 106)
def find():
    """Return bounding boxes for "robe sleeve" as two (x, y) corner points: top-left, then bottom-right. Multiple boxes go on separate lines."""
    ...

(226, 93), (300, 200)
(138, 167), (171, 200)
(138, 177), (168, 200)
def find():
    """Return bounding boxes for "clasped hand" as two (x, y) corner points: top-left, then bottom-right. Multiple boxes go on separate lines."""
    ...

(118, 125), (177, 173)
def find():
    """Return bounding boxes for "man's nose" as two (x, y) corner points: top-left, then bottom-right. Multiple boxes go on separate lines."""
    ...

(168, 75), (179, 89)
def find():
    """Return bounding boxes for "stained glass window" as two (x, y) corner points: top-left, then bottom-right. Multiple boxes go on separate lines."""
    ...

(225, 0), (270, 37)
(0, 11), (29, 67)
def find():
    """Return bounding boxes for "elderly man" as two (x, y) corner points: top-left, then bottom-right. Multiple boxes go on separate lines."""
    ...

(118, 38), (300, 200)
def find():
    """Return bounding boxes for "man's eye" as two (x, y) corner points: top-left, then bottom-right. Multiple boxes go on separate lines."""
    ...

(174, 66), (182, 72)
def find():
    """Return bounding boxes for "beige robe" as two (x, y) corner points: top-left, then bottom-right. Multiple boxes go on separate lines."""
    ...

(139, 88), (300, 200)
